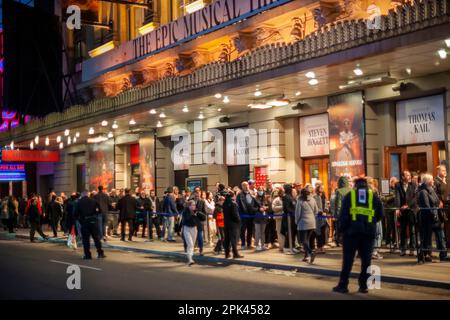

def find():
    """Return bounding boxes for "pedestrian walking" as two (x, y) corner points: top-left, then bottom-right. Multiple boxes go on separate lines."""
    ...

(75, 191), (106, 260)
(295, 184), (319, 264)
(182, 200), (206, 266)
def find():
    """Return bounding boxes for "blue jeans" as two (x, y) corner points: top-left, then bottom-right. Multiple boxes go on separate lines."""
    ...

(164, 216), (175, 241)
(196, 227), (204, 253)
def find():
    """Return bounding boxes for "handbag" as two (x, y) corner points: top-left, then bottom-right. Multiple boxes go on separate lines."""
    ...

(67, 226), (77, 250)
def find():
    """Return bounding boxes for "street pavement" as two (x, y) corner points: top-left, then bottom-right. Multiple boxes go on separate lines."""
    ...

(0, 239), (449, 300)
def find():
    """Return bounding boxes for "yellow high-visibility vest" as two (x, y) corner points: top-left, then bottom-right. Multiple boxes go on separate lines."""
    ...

(350, 189), (375, 223)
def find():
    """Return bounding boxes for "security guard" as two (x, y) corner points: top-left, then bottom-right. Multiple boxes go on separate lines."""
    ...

(333, 177), (383, 294)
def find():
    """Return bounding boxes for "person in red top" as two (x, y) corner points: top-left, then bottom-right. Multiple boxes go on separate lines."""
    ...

(213, 196), (226, 255)
(26, 195), (48, 242)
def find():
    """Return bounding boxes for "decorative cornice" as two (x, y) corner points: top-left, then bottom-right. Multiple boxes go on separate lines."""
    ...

(2, 0), (450, 142)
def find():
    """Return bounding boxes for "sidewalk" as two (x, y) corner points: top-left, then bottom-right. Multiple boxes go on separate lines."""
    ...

(2, 228), (450, 290)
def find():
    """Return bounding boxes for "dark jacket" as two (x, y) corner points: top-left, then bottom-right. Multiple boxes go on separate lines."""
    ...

(28, 203), (41, 224)
(338, 188), (383, 238)
(223, 196), (240, 228)
(332, 176), (351, 218)
(434, 176), (449, 205)
(136, 196), (151, 212)
(47, 200), (63, 222)
(75, 196), (101, 224)
(181, 208), (206, 228)
(162, 194), (178, 216)
(117, 194), (138, 221)
(236, 191), (260, 217)
(149, 196), (160, 215)
(94, 191), (112, 215)
(418, 183), (441, 228)
(394, 181), (418, 213)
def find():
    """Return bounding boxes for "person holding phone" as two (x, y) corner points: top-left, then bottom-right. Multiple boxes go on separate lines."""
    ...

(182, 200), (206, 266)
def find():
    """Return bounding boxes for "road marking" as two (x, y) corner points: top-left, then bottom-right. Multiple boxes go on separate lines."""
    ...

(49, 260), (102, 271)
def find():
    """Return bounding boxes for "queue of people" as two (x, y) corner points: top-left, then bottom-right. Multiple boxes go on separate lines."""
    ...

(1, 165), (449, 267)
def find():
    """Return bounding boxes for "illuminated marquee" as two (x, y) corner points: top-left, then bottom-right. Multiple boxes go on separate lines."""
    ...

(0, 163), (26, 181)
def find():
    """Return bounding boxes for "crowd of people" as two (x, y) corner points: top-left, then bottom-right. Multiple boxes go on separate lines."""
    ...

(0, 165), (449, 264)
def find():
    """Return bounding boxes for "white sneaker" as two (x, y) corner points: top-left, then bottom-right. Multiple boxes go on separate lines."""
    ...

(255, 246), (263, 251)
(292, 248), (300, 254)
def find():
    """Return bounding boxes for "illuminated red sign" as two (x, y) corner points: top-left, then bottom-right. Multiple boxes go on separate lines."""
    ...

(2, 150), (60, 162)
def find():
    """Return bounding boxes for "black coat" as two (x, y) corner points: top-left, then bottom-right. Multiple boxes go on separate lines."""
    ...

(418, 184), (441, 228)
(434, 176), (449, 204)
(394, 181), (418, 213)
(47, 201), (63, 222)
(236, 191), (260, 216)
(223, 197), (240, 229)
(118, 195), (138, 221)
(94, 191), (112, 215)
(181, 208), (206, 228)
(75, 196), (101, 224)
(28, 204), (41, 224)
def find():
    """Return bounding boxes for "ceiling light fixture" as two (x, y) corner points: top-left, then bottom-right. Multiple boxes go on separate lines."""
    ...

(305, 71), (316, 78)
(254, 89), (262, 97)
(223, 96), (230, 104)
(112, 122), (118, 129)
(101, 120), (108, 126)
(198, 112), (205, 119)
(45, 137), (50, 146)
(10, 141), (14, 150)
(67, 136), (71, 145)
(59, 142), (64, 149)
(438, 49), (447, 59)
(159, 112), (166, 118)
(353, 67), (363, 76)
(182, 105), (189, 112)
(89, 127), (95, 135)
(214, 93), (222, 99)
(108, 132), (114, 138)
(34, 136), (39, 145)
(73, 137), (77, 143)
(30, 141), (34, 150)
(248, 103), (272, 109)
(87, 135), (108, 144)
(64, 129), (70, 136)
(56, 136), (62, 143)
(149, 109), (157, 114)
(157, 121), (163, 128)
(75, 132), (80, 138)
(445, 39), (450, 48)
(217, 108), (222, 112)
(129, 119), (136, 125)
(266, 98), (290, 107)
(295, 91), (301, 96)
(405, 68), (412, 75)
(308, 79), (319, 86)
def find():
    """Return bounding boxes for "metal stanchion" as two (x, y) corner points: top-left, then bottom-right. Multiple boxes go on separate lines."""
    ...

(287, 213), (294, 254)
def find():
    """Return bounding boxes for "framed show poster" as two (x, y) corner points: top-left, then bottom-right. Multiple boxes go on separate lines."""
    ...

(254, 166), (268, 188)
(328, 91), (366, 191)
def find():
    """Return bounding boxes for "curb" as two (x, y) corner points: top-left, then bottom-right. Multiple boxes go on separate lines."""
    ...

(4, 233), (450, 291)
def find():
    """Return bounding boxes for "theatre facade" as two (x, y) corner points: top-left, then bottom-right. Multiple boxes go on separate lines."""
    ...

(0, 0), (450, 197)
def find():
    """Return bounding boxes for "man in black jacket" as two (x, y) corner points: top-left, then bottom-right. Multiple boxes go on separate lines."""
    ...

(236, 181), (261, 250)
(333, 177), (383, 294)
(223, 192), (243, 259)
(117, 188), (138, 241)
(135, 191), (151, 238)
(94, 185), (111, 241)
(434, 165), (450, 247)
(75, 191), (105, 259)
(148, 190), (161, 241)
(394, 171), (418, 256)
